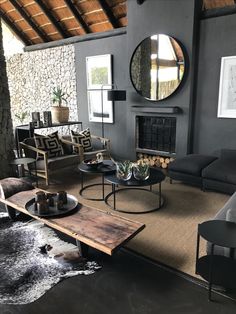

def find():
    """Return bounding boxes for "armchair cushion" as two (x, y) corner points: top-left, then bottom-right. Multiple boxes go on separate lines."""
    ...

(36, 154), (80, 171)
(34, 131), (63, 158)
(71, 128), (92, 152)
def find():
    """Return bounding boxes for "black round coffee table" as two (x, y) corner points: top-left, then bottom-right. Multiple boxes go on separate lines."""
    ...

(104, 167), (165, 214)
(78, 160), (116, 201)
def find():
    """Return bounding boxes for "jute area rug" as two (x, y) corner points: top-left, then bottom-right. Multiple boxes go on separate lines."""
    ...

(43, 168), (230, 278)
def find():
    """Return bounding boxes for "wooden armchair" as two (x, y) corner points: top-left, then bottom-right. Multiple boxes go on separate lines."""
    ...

(19, 135), (110, 185)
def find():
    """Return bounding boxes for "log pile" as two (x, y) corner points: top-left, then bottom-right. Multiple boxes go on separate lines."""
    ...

(137, 153), (175, 169)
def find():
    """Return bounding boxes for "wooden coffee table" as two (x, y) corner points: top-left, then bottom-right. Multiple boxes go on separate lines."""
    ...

(0, 189), (145, 256)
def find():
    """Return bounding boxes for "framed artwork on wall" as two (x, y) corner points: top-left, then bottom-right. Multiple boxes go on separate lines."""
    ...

(218, 56), (236, 118)
(86, 54), (114, 123)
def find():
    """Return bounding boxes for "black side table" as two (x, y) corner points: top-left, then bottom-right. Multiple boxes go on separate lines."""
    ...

(196, 220), (236, 301)
(78, 160), (116, 201)
(10, 158), (38, 187)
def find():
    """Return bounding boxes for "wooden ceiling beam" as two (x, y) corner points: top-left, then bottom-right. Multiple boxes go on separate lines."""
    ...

(34, 0), (69, 38)
(201, 3), (236, 19)
(97, 0), (119, 28)
(64, 0), (91, 33)
(0, 10), (31, 46)
(8, 0), (48, 42)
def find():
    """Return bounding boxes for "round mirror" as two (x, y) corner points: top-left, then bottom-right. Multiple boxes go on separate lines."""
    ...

(130, 34), (185, 101)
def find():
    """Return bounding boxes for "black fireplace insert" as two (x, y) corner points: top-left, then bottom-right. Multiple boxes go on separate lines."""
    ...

(136, 116), (176, 154)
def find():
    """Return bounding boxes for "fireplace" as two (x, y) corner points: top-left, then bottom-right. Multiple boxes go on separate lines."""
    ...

(136, 116), (176, 155)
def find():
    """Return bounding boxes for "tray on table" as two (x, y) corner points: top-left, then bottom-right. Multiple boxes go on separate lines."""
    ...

(25, 193), (79, 217)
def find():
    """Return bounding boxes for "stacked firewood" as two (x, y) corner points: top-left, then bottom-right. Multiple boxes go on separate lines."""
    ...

(137, 153), (175, 169)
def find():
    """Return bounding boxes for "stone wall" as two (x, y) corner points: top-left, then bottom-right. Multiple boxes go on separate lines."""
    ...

(6, 44), (78, 130)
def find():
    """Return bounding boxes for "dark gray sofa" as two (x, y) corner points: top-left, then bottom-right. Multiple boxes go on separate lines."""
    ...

(169, 154), (217, 188)
(202, 149), (236, 195)
(169, 150), (236, 195)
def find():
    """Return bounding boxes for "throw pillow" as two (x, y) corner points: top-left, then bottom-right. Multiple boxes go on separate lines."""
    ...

(34, 131), (63, 158)
(71, 128), (92, 152)
(224, 208), (236, 258)
(226, 208), (236, 223)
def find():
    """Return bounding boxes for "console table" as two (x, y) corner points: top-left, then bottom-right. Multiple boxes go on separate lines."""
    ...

(196, 220), (236, 301)
(15, 121), (83, 156)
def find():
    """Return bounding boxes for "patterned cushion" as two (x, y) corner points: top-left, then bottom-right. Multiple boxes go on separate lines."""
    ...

(71, 128), (92, 152)
(34, 131), (63, 158)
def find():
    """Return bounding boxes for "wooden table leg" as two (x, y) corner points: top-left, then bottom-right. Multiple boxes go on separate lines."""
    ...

(76, 239), (89, 257)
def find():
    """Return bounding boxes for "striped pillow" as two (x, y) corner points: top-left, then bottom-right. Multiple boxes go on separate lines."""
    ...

(34, 131), (63, 158)
(71, 128), (92, 152)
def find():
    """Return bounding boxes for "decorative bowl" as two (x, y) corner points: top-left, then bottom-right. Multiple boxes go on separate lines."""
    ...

(83, 159), (103, 169)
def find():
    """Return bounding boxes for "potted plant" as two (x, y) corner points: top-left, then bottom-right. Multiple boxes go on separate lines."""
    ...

(15, 111), (29, 125)
(51, 87), (69, 123)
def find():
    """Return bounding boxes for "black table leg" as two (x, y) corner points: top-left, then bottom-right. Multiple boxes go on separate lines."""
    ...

(208, 244), (215, 301)
(81, 172), (84, 190)
(195, 230), (200, 274)
(159, 183), (162, 207)
(112, 183), (116, 210)
(230, 248), (235, 259)
(102, 174), (105, 200)
(150, 185), (152, 192)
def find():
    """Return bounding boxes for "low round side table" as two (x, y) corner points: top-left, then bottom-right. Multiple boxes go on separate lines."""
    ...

(104, 167), (165, 214)
(78, 160), (116, 201)
(196, 220), (236, 301)
(10, 157), (38, 187)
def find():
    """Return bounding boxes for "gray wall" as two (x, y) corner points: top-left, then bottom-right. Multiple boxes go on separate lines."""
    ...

(75, 0), (196, 159)
(126, 0), (196, 158)
(194, 14), (236, 155)
(75, 34), (128, 158)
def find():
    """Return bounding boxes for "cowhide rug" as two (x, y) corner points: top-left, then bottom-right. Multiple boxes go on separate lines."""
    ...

(0, 212), (101, 304)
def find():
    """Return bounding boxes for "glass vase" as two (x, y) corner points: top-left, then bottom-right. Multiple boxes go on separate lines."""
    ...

(116, 160), (133, 181)
(133, 161), (150, 180)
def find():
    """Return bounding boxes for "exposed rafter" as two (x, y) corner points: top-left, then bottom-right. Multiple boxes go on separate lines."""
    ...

(97, 0), (120, 29)
(8, 0), (49, 42)
(0, 0), (126, 46)
(64, 0), (91, 34)
(34, 0), (69, 38)
(201, 3), (236, 19)
(0, 11), (31, 46)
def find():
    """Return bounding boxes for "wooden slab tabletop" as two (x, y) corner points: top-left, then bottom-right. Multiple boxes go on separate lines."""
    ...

(1, 189), (145, 255)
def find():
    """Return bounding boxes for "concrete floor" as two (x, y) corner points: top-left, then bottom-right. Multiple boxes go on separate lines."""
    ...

(0, 248), (235, 314)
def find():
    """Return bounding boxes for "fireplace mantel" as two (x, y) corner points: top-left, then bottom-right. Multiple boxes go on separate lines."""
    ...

(131, 106), (181, 114)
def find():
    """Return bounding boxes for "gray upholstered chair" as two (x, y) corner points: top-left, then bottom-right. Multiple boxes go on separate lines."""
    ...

(20, 135), (110, 185)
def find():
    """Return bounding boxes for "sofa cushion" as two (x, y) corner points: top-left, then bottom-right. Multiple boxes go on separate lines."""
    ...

(221, 149), (236, 161)
(202, 159), (236, 185)
(168, 154), (217, 176)
(36, 154), (80, 171)
(226, 208), (236, 223)
(212, 192), (236, 221)
(224, 208), (236, 258)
